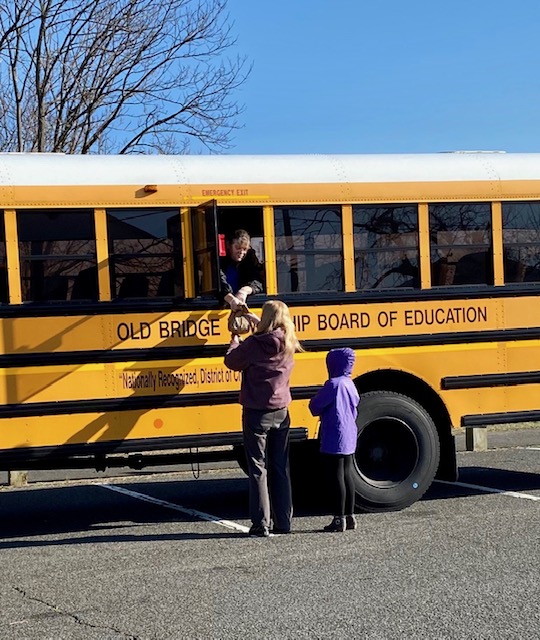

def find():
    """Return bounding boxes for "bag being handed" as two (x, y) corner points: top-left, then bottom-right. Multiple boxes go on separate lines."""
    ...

(228, 307), (252, 335)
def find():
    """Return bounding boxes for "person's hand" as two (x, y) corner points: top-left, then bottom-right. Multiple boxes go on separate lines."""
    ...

(244, 311), (260, 329)
(235, 286), (252, 304)
(228, 295), (243, 311)
(225, 332), (240, 355)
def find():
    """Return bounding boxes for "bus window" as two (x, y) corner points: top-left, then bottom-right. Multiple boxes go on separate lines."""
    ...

(353, 204), (419, 290)
(71, 265), (98, 300)
(0, 212), (7, 302)
(502, 202), (540, 283)
(217, 207), (265, 265)
(274, 206), (343, 293)
(107, 208), (184, 299)
(429, 203), (493, 286)
(191, 201), (219, 297)
(17, 209), (97, 302)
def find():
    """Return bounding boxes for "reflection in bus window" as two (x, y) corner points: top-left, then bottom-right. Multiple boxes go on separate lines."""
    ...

(502, 202), (540, 283)
(71, 265), (98, 300)
(192, 204), (219, 297)
(107, 208), (184, 299)
(353, 205), (419, 289)
(429, 203), (493, 286)
(17, 209), (97, 302)
(274, 206), (343, 293)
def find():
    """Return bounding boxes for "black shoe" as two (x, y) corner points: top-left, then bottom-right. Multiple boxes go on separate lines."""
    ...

(271, 527), (291, 535)
(346, 515), (357, 531)
(323, 516), (346, 533)
(248, 524), (270, 537)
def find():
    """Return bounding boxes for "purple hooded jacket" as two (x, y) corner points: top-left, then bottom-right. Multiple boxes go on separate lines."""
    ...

(224, 328), (293, 410)
(309, 348), (360, 455)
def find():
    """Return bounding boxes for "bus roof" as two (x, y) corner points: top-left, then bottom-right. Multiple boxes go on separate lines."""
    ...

(2, 152), (540, 187)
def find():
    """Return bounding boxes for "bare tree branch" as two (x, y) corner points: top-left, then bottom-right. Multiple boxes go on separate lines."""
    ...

(0, 0), (250, 153)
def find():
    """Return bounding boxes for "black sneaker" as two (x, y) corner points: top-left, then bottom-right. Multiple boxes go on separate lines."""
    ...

(346, 515), (357, 531)
(271, 527), (291, 535)
(248, 524), (270, 537)
(323, 516), (346, 533)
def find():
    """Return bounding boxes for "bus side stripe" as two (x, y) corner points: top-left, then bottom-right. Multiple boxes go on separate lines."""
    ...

(0, 386), (318, 418)
(442, 371), (540, 389)
(0, 428), (309, 466)
(462, 410), (540, 426)
(1, 327), (540, 368)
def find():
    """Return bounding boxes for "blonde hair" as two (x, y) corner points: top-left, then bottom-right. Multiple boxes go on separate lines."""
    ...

(255, 300), (304, 357)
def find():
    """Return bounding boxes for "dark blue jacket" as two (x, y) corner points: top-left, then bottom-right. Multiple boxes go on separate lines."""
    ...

(219, 249), (264, 300)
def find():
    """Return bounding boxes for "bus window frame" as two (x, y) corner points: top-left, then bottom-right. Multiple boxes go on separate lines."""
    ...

(190, 199), (220, 298)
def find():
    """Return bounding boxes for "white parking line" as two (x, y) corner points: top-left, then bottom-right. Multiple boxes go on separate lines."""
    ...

(527, 446), (540, 450)
(100, 483), (249, 533)
(436, 480), (540, 501)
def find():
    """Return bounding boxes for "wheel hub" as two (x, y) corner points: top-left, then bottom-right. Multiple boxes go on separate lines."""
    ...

(355, 416), (420, 487)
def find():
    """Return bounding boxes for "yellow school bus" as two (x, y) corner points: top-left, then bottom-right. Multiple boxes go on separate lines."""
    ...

(1, 151), (539, 512)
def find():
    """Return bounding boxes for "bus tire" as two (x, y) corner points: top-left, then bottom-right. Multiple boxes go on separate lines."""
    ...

(233, 444), (249, 475)
(354, 391), (440, 512)
(234, 441), (323, 503)
(289, 439), (323, 497)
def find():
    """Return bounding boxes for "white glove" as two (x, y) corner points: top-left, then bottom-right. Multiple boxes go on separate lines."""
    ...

(226, 294), (243, 311)
(236, 286), (252, 304)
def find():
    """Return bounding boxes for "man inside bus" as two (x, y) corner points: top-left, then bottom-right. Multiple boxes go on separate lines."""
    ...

(220, 229), (264, 311)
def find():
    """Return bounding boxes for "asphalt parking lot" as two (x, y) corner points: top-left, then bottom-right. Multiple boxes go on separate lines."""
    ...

(0, 434), (539, 640)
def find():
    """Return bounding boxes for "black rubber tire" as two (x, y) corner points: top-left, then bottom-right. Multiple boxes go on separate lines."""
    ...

(233, 444), (249, 475)
(234, 440), (324, 505)
(353, 391), (440, 512)
(234, 440), (321, 482)
(288, 439), (324, 495)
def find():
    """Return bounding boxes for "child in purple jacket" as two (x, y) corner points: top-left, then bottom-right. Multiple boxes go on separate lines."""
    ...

(309, 348), (360, 533)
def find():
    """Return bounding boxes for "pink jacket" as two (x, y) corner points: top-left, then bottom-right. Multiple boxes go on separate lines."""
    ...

(224, 328), (293, 410)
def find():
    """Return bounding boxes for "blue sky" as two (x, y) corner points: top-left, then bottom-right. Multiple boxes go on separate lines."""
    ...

(226, 0), (540, 154)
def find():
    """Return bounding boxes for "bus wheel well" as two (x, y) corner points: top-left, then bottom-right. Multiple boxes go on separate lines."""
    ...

(354, 369), (456, 481)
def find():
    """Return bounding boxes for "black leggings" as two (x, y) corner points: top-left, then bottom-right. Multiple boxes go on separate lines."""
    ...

(323, 453), (355, 517)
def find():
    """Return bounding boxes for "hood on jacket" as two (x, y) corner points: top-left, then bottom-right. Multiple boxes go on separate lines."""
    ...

(326, 347), (355, 378)
(251, 328), (284, 355)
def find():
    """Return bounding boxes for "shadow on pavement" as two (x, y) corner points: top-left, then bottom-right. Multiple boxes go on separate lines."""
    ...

(0, 464), (537, 548)
(423, 465), (540, 501)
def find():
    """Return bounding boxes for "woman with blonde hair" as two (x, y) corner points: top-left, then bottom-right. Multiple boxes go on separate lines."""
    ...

(224, 300), (304, 537)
